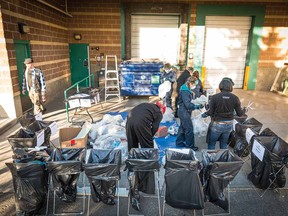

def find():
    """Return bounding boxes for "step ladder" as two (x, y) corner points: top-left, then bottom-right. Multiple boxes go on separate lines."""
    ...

(104, 55), (121, 102)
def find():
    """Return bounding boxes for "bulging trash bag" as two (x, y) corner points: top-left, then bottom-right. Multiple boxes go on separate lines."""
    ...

(84, 149), (121, 205)
(201, 150), (244, 211)
(228, 114), (248, 148)
(18, 112), (36, 129)
(233, 118), (262, 157)
(47, 148), (85, 202)
(248, 136), (288, 189)
(164, 149), (204, 209)
(125, 148), (160, 211)
(6, 161), (48, 216)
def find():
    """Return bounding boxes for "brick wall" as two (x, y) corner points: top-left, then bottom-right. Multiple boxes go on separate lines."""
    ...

(67, 0), (122, 66)
(0, 0), (71, 117)
(257, 2), (288, 90)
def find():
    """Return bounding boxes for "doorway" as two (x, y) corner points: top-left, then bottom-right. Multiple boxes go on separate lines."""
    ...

(14, 40), (32, 112)
(69, 44), (90, 87)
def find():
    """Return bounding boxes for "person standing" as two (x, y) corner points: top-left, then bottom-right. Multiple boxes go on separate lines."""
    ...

(176, 76), (203, 151)
(175, 67), (193, 117)
(202, 78), (247, 149)
(192, 70), (205, 98)
(22, 58), (46, 114)
(160, 63), (176, 110)
(126, 102), (165, 151)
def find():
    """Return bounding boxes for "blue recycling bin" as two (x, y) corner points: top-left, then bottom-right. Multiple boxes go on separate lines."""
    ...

(120, 61), (163, 96)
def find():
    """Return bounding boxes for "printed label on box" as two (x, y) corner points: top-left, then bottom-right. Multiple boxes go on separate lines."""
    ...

(245, 128), (255, 143)
(69, 99), (80, 108)
(49, 122), (57, 136)
(36, 130), (45, 147)
(252, 139), (265, 162)
(80, 98), (91, 107)
(35, 112), (42, 121)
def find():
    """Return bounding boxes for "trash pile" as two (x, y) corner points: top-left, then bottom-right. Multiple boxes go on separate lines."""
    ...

(89, 114), (128, 161)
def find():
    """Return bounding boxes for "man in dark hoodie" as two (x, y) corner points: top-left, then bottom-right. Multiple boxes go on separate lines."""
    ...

(176, 76), (203, 151)
(126, 102), (165, 150)
(202, 78), (247, 149)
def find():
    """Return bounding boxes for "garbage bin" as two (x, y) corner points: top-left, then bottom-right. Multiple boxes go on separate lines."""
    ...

(248, 136), (288, 189)
(25, 120), (53, 147)
(47, 148), (85, 202)
(201, 149), (244, 211)
(164, 149), (204, 210)
(120, 61), (163, 96)
(6, 161), (48, 216)
(228, 114), (248, 148)
(233, 118), (263, 157)
(125, 148), (161, 211)
(84, 149), (121, 205)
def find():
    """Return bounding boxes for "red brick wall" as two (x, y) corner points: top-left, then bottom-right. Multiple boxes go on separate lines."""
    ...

(67, 0), (122, 65)
(0, 0), (70, 95)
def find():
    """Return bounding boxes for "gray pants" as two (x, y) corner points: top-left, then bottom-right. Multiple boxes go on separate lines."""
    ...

(29, 89), (44, 114)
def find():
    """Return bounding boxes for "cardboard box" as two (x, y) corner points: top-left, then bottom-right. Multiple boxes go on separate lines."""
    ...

(59, 127), (88, 148)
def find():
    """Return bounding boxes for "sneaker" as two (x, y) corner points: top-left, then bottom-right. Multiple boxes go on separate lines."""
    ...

(192, 146), (199, 151)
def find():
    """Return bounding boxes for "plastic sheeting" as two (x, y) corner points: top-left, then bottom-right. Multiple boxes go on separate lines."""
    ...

(233, 118), (262, 157)
(164, 149), (204, 209)
(84, 149), (121, 205)
(125, 148), (160, 211)
(6, 161), (48, 216)
(201, 150), (244, 211)
(47, 148), (85, 202)
(18, 112), (36, 129)
(248, 136), (288, 189)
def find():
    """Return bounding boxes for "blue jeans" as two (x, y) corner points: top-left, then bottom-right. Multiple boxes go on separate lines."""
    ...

(208, 122), (233, 150)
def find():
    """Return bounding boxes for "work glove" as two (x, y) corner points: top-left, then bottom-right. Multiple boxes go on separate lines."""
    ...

(243, 106), (248, 113)
(201, 113), (208, 118)
(195, 104), (204, 109)
(205, 104), (209, 110)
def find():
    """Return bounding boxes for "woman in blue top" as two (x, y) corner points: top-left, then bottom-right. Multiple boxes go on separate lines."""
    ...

(176, 76), (202, 151)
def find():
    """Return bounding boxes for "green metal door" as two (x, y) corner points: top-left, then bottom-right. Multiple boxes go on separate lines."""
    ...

(69, 44), (89, 87)
(14, 40), (32, 112)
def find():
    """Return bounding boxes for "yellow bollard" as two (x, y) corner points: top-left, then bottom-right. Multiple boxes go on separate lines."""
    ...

(201, 66), (206, 87)
(243, 66), (250, 90)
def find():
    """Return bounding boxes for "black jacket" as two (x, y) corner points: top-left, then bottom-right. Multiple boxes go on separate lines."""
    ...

(176, 70), (191, 93)
(205, 90), (245, 121)
(126, 103), (163, 135)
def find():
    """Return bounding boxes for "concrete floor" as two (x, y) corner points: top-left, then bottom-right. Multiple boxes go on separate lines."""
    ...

(0, 89), (288, 216)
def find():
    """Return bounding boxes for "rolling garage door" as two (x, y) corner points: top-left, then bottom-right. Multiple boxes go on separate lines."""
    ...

(131, 15), (180, 64)
(203, 16), (252, 89)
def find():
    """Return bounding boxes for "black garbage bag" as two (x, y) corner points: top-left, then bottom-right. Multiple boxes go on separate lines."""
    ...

(233, 118), (262, 157)
(201, 150), (244, 211)
(248, 136), (288, 189)
(84, 149), (121, 205)
(6, 161), (48, 216)
(125, 148), (160, 211)
(24, 120), (53, 147)
(18, 112), (36, 129)
(8, 128), (52, 162)
(47, 148), (85, 202)
(164, 149), (204, 209)
(228, 114), (248, 148)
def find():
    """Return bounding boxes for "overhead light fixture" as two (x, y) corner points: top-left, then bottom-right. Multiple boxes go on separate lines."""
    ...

(74, 34), (82, 40)
(18, 23), (30, 34)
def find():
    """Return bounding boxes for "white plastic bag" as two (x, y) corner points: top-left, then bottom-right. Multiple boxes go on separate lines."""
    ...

(191, 109), (210, 137)
(158, 81), (171, 99)
(161, 107), (174, 123)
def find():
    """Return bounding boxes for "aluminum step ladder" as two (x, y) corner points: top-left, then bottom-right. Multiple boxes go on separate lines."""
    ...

(104, 55), (121, 102)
